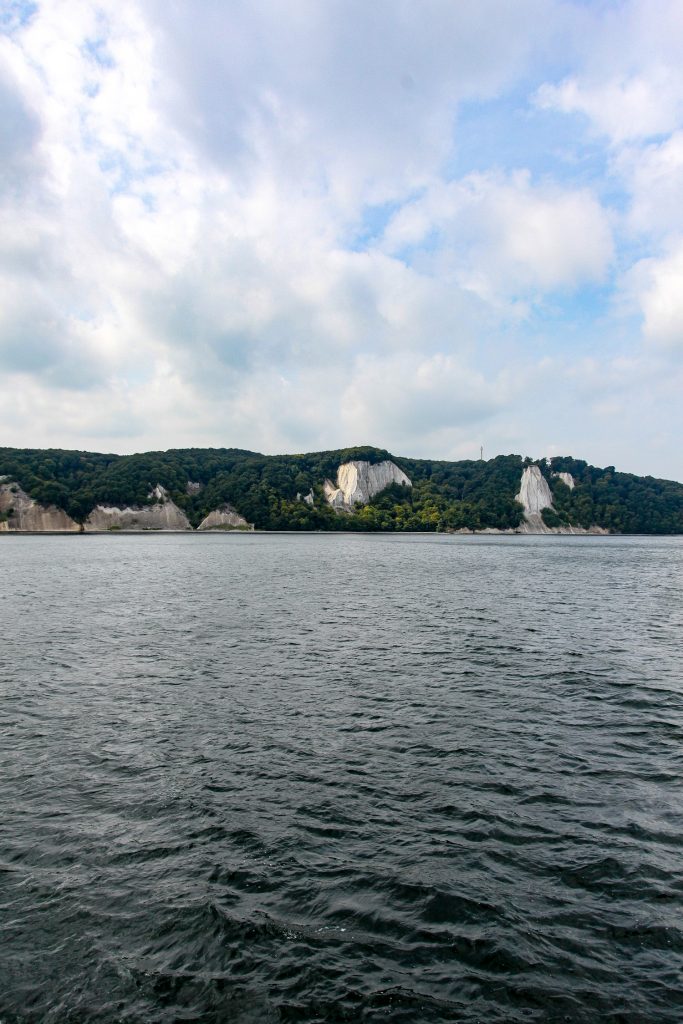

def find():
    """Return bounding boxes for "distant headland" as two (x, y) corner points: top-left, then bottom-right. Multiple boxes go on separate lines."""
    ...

(1, 446), (682, 534)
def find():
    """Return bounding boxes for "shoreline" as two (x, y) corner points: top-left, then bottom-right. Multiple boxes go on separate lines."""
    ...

(2, 529), (681, 538)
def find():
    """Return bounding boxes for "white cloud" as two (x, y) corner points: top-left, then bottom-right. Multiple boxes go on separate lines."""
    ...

(0, 0), (680, 480)
(628, 244), (683, 349)
(535, 0), (683, 144)
(617, 132), (683, 240)
(536, 70), (683, 144)
(382, 172), (613, 303)
(144, 0), (553, 209)
(337, 353), (507, 448)
(533, 0), (683, 373)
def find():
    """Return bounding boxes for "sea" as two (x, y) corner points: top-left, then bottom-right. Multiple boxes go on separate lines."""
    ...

(1, 533), (682, 1023)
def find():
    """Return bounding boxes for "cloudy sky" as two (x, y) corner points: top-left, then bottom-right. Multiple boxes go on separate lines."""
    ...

(1, 0), (682, 478)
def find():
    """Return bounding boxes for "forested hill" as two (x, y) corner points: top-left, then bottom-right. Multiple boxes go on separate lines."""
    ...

(1, 445), (682, 534)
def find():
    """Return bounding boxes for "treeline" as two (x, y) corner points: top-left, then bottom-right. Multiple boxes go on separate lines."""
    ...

(0, 446), (393, 530)
(542, 457), (683, 535)
(1, 446), (682, 533)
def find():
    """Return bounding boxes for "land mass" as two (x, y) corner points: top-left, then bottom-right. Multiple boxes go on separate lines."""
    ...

(1, 446), (682, 534)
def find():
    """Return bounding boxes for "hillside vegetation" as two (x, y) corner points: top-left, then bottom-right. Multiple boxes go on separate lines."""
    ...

(1, 446), (682, 533)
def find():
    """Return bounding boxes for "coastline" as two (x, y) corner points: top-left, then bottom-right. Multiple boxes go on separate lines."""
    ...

(4, 528), (680, 538)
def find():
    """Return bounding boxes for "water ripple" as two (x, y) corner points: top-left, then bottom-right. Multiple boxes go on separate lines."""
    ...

(1, 533), (682, 1022)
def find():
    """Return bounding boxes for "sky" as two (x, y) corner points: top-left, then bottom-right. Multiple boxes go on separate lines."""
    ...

(1, 0), (682, 479)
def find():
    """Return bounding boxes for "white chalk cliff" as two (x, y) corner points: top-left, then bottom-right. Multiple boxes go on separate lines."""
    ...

(84, 484), (191, 531)
(324, 460), (411, 510)
(514, 465), (556, 534)
(0, 481), (80, 532)
(515, 465), (606, 535)
(554, 471), (575, 489)
(516, 465), (554, 516)
(197, 506), (252, 530)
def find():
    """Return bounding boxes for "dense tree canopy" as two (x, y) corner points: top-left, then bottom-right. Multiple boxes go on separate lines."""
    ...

(1, 447), (681, 533)
(542, 457), (683, 535)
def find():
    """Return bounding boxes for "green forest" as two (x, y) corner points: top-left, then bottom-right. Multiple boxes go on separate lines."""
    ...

(1, 446), (682, 533)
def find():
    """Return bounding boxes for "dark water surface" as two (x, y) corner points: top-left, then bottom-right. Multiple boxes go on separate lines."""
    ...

(1, 533), (683, 1023)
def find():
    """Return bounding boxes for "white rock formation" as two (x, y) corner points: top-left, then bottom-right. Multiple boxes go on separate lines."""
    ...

(514, 465), (607, 534)
(324, 460), (411, 510)
(296, 489), (315, 506)
(515, 517), (608, 536)
(516, 465), (554, 515)
(197, 506), (252, 530)
(186, 481), (202, 495)
(514, 466), (554, 533)
(553, 471), (575, 489)
(0, 482), (80, 532)
(84, 484), (191, 531)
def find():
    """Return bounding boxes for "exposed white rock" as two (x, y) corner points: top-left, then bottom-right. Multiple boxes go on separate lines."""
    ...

(515, 512), (551, 535)
(84, 484), (191, 531)
(514, 465), (607, 534)
(0, 482), (80, 532)
(197, 506), (252, 531)
(553, 471), (575, 490)
(515, 466), (556, 534)
(324, 460), (411, 510)
(516, 516), (608, 536)
(186, 480), (202, 495)
(449, 521), (608, 535)
(516, 465), (554, 515)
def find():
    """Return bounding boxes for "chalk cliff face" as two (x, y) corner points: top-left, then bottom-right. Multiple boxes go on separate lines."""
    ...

(516, 465), (554, 515)
(324, 460), (411, 510)
(0, 482), (80, 532)
(515, 465), (557, 533)
(515, 465), (607, 534)
(554, 471), (575, 489)
(197, 506), (252, 531)
(84, 484), (191, 531)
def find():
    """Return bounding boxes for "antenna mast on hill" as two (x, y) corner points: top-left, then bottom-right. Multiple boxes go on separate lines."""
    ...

(480, 445), (484, 461)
